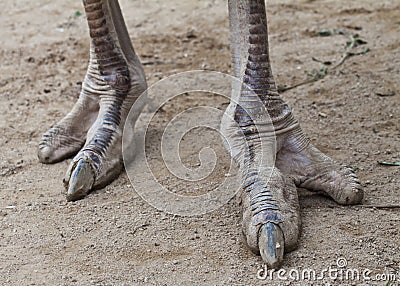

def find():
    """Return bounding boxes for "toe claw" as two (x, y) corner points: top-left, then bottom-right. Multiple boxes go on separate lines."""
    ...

(65, 159), (95, 201)
(258, 222), (285, 269)
(38, 146), (55, 164)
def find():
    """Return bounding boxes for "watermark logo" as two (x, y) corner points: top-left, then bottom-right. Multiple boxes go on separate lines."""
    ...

(257, 257), (400, 283)
(122, 70), (276, 216)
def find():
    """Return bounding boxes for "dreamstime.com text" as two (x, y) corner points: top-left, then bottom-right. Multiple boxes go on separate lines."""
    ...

(257, 258), (399, 283)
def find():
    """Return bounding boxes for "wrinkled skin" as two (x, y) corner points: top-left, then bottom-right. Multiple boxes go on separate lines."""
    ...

(38, 0), (363, 268)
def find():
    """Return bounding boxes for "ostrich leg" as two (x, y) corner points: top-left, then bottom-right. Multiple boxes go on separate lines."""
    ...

(39, 0), (146, 201)
(225, 0), (363, 268)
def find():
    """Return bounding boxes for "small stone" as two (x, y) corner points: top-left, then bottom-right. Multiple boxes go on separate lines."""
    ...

(376, 89), (395, 97)
(186, 29), (197, 39)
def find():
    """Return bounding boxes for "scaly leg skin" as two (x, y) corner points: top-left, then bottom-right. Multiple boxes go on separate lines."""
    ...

(40, 0), (147, 201)
(225, 0), (363, 268)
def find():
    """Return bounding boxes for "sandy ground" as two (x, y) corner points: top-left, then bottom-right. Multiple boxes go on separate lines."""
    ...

(1, 0), (399, 285)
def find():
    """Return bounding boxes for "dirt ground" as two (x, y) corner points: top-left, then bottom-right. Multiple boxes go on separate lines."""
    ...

(0, 0), (399, 285)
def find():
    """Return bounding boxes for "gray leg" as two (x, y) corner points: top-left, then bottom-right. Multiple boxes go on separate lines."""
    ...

(225, 0), (363, 268)
(39, 0), (146, 201)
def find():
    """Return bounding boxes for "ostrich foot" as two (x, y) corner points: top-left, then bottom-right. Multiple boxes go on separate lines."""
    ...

(63, 69), (146, 202)
(239, 130), (363, 268)
(38, 0), (147, 201)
